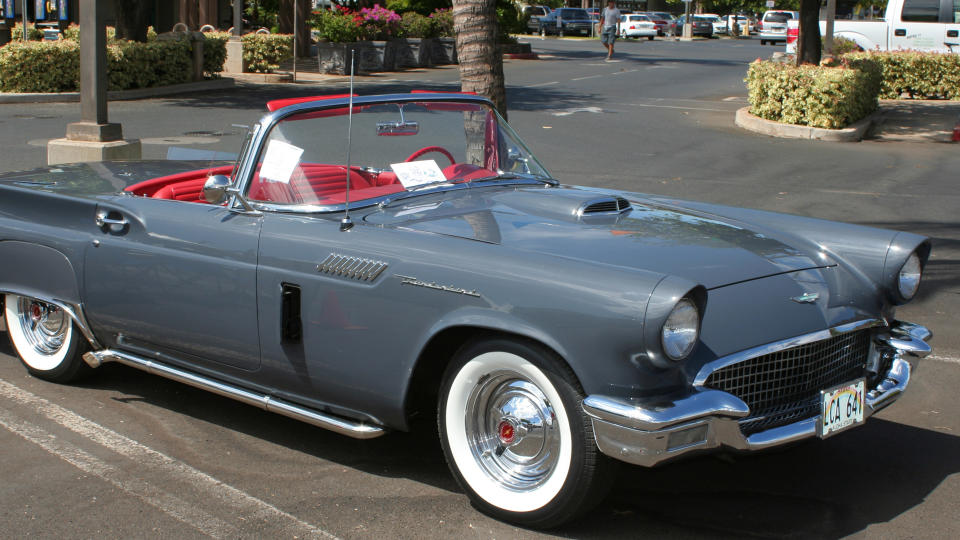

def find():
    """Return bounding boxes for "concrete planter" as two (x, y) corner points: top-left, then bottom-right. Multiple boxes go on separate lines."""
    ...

(500, 42), (533, 56)
(431, 37), (458, 65)
(359, 40), (397, 72)
(394, 38), (435, 69)
(317, 42), (372, 75)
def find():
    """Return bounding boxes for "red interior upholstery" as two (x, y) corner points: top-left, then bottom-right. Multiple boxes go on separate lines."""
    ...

(124, 165), (234, 198)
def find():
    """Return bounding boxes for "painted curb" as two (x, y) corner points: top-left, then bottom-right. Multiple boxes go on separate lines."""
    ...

(735, 107), (878, 142)
(0, 78), (236, 104)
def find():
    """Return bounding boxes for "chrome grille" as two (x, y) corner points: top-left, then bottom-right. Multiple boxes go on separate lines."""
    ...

(704, 330), (871, 435)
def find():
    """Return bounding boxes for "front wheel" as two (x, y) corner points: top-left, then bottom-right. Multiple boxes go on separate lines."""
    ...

(647, 35), (655, 41)
(4, 294), (89, 383)
(438, 338), (614, 528)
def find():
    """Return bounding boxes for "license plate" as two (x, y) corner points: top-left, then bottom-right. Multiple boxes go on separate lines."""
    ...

(820, 379), (865, 438)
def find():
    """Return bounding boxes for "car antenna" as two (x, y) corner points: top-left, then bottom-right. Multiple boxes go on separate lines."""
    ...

(340, 50), (356, 232)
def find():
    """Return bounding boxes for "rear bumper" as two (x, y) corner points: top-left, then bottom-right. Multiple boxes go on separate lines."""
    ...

(582, 321), (931, 467)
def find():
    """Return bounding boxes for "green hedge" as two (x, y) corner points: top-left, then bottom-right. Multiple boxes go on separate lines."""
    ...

(746, 59), (881, 129)
(202, 32), (230, 77)
(0, 34), (228, 93)
(241, 33), (293, 73)
(846, 51), (960, 100)
(0, 41), (80, 92)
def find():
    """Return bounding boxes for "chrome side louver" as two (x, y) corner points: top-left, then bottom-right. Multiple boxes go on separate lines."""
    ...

(316, 254), (388, 282)
(577, 197), (631, 217)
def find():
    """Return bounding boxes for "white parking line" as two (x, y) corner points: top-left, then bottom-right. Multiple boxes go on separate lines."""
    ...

(0, 409), (239, 538)
(523, 81), (560, 88)
(571, 75), (602, 81)
(628, 102), (730, 112)
(929, 355), (960, 365)
(0, 379), (339, 540)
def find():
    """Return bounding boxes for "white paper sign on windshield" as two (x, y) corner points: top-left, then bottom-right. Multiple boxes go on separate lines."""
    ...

(259, 140), (304, 183)
(390, 159), (447, 189)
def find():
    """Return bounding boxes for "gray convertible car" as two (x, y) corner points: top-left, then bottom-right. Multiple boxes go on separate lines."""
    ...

(0, 93), (933, 527)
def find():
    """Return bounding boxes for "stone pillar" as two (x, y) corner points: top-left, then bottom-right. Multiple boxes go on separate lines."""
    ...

(224, 0), (245, 73)
(48, 0), (140, 165)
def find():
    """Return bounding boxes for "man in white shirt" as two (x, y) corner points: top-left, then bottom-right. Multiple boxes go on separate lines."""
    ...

(599, 0), (621, 60)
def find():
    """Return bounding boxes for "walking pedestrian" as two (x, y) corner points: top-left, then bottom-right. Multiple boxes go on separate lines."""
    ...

(599, 0), (621, 61)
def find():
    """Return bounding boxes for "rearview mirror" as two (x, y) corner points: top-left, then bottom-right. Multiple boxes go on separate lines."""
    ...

(377, 121), (420, 136)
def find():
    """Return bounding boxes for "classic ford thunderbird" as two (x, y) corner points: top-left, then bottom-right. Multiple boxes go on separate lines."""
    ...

(0, 93), (933, 527)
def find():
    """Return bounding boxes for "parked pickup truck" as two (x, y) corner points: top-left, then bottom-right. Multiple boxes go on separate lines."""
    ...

(786, 0), (960, 53)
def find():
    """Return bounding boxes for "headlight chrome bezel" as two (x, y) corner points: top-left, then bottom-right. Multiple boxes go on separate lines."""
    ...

(897, 252), (922, 301)
(661, 297), (701, 362)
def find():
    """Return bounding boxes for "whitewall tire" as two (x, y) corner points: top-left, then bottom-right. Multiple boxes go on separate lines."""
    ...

(438, 338), (614, 527)
(4, 294), (89, 382)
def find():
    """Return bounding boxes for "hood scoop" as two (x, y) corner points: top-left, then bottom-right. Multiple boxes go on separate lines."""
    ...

(577, 196), (631, 217)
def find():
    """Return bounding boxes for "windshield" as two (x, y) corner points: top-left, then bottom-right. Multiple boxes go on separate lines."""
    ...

(245, 99), (551, 208)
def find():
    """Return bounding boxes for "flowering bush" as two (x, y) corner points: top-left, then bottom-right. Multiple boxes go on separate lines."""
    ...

(360, 4), (401, 40)
(312, 8), (365, 42)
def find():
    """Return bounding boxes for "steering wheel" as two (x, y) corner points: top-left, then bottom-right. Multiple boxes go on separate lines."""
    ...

(405, 146), (456, 166)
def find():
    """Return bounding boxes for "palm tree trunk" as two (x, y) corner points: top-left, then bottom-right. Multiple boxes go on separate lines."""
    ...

(452, 0), (507, 120)
(797, 0), (821, 65)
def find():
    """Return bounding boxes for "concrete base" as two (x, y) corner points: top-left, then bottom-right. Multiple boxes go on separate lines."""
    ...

(47, 138), (142, 165)
(735, 107), (878, 142)
(224, 39), (246, 74)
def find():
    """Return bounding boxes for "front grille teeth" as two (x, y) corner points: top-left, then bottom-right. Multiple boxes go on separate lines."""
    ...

(704, 330), (871, 435)
(316, 254), (388, 282)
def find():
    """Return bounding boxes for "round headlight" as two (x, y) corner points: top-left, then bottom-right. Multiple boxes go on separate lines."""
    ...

(898, 252), (922, 300)
(661, 298), (700, 361)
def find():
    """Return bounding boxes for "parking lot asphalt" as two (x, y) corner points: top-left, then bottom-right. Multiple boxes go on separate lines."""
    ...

(1, 37), (958, 538)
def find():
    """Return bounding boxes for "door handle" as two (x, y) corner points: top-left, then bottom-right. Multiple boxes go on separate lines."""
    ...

(95, 210), (129, 228)
(894, 29), (906, 36)
(948, 30), (959, 38)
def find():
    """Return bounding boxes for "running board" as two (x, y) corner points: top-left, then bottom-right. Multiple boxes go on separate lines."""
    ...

(82, 349), (385, 439)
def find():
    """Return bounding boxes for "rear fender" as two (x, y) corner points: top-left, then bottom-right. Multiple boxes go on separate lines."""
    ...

(0, 241), (100, 348)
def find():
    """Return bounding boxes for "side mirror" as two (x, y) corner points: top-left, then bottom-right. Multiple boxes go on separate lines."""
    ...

(203, 175), (232, 204)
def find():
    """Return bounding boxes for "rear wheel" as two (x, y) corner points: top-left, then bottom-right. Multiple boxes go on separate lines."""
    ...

(4, 294), (89, 383)
(438, 338), (614, 528)
(648, 35), (655, 41)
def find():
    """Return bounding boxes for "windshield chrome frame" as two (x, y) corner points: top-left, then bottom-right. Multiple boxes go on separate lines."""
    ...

(232, 93), (557, 214)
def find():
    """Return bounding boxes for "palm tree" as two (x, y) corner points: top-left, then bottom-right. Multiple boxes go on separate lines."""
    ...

(452, 0), (508, 120)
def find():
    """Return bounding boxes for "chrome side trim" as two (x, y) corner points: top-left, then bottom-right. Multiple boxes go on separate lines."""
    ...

(0, 289), (101, 349)
(693, 318), (885, 386)
(82, 350), (385, 440)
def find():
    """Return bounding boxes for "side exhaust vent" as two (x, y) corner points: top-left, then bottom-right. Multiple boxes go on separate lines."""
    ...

(577, 197), (631, 217)
(316, 254), (388, 282)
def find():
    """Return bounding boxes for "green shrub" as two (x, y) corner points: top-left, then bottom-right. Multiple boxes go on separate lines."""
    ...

(0, 40), (79, 92)
(746, 58), (881, 128)
(846, 51), (960, 100)
(829, 37), (861, 55)
(399, 12), (438, 38)
(9, 22), (45, 41)
(202, 31), (230, 76)
(430, 8), (454, 38)
(312, 9), (364, 42)
(108, 39), (192, 90)
(241, 33), (293, 73)
(0, 38), (196, 92)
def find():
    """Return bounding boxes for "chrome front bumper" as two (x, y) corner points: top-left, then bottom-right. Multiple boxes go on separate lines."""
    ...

(582, 321), (932, 467)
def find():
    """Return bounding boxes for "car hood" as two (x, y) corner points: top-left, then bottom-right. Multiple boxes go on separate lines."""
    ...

(364, 185), (832, 289)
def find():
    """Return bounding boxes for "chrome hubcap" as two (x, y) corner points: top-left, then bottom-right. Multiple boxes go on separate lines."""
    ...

(16, 298), (68, 356)
(466, 371), (560, 491)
